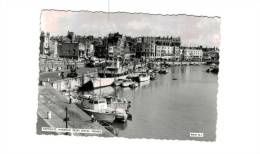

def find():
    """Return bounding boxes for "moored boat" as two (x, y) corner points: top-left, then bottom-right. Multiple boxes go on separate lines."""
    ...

(121, 79), (133, 87)
(105, 96), (130, 123)
(85, 59), (129, 89)
(89, 77), (115, 89)
(81, 96), (116, 123)
(138, 73), (150, 82)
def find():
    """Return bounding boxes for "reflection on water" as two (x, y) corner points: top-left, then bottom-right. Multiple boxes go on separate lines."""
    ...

(85, 65), (218, 141)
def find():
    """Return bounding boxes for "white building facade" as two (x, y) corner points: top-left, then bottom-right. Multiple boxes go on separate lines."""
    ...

(184, 48), (203, 61)
(49, 39), (58, 57)
(156, 45), (174, 57)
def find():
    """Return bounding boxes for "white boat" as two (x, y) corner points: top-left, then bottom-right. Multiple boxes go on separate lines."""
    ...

(87, 74), (128, 89)
(138, 73), (150, 82)
(88, 59), (129, 89)
(91, 77), (115, 88)
(121, 79), (133, 87)
(105, 96), (130, 111)
(82, 97), (116, 123)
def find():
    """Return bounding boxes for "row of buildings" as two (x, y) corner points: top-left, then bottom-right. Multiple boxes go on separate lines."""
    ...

(40, 31), (219, 62)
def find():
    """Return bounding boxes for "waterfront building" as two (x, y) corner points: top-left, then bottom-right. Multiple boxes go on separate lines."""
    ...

(94, 43), (107, 58)
(87, 43), (94, 57)
(49, 39), (58, 58)
(172, 46), (181, 61)
(40, 31), (50, 55)
(156, 45), (174, 58)
(135, 36), (181, 59)
(183, 47), (203, 61)
(140, 37), (156, 58)
(107, 32), (126, 58)
(67, 31), (75, 43)
(56, 31), (81, 59)
(155, 36), (181, 46)
(78, 42), (86, 58)
(130, 42), (142, 58)
(58, 42), (79, 59)
(39, 32), (44, 54)
(78, 42), (94, 58)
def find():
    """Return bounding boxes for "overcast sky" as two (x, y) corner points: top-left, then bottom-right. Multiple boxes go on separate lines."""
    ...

(41, 10), (220, 47)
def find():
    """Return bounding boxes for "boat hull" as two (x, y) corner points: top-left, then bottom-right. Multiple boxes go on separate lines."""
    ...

(84, 109), (115, 123)
(92, 78), (115, 88)
(138, 75), (150, 82)
(90, 75), (128, 89)
(114, 109), (128, 123)
(121, 82), (131, 87)
(108, 103), (129, 111)
(115, 114), (127, 122)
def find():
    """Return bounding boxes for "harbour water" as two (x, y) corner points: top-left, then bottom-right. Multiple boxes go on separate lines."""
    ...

(90, 65), (218, 141)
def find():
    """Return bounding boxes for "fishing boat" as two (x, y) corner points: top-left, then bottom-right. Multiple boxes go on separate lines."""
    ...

(81, 96), (116, 123)
(138, 73), (150, 82)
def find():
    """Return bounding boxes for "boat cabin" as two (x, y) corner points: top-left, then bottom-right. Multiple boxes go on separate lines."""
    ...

(88, 97), (108, 112)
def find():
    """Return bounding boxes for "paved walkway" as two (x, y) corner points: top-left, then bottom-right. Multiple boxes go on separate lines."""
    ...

(37, 86), (113, 137)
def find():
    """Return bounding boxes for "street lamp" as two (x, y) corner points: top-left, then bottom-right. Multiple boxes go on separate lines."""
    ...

(63, 106), (70, 135)
(68, 84), (71, 104)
